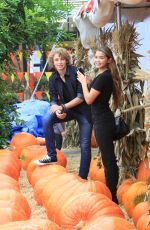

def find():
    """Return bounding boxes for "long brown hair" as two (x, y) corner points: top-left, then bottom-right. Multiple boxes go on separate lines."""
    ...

(97, 46), (123, 108)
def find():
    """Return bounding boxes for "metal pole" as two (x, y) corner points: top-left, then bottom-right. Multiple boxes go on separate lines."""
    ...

(115, 1), (122, 30)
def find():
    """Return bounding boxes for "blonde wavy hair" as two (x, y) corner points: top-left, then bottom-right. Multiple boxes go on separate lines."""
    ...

(48, 48), (71, 70)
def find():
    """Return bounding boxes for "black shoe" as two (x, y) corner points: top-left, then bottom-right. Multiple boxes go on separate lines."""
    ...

(34, 155), (57, 166)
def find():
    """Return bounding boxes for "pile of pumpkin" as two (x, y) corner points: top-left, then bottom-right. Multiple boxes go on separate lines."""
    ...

(0, 132), (149, 229)
(88, 150), (150, 230)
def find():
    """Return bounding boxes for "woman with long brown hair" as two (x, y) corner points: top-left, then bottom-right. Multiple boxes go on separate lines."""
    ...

(77, 46), (122, 203)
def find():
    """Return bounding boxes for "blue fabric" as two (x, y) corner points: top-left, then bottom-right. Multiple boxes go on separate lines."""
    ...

(10, 99), (50, 139)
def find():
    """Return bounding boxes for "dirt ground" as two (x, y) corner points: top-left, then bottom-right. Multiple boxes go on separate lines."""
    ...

(19, 147), (132, 224)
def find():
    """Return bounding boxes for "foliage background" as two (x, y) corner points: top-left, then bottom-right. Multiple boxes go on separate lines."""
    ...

(0, 0), (72, 147)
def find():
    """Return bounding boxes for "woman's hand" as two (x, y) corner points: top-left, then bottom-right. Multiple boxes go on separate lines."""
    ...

(55, 110), (66, 119)
(77, 71), (87, 85)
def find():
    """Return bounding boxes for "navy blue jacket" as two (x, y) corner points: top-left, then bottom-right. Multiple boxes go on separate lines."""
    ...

(49, 65), (92, 123)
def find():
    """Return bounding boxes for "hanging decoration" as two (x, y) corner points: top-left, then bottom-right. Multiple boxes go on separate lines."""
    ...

(45, 72), (52, 80)
(36, 51), (42, 59)
(17, 72), (24, 82)
(29, 73), (34, 91)
(45, 91), (50, 101)
(10, 73), (15, 82)
(24, 72), (29, 81)
(35, 72), (41, 81)
(35, 91), (43, 100)
(1, 73), (7, 80)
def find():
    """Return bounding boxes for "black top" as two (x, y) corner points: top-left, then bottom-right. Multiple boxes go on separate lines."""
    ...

(48, 65), (92, 123)
(90, 69), (113, 117)
(62, 81), (74, 103)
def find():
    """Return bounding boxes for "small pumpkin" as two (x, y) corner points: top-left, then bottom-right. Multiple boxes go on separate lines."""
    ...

(88, 155), (105, 183)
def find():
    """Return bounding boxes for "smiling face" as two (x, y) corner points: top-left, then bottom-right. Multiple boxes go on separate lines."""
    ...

(53, 53), (67, 72)
(94, 50), (111, 71)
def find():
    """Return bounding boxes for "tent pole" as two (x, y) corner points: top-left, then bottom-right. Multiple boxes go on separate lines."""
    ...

(115, 1), (122, 30)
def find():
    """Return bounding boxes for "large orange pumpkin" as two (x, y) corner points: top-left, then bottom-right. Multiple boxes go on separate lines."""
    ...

(116, 178), (135, 204)
(0, 219), (61, 230)
(136, 158), (150, 181)
(0, 173), (20, 190)
(45, 177), (84, 222)
(137, 212), (150, 230)
(46, 179), (115, 225)
(30, 164), (67, 187)
(0, 181), (20, 192)
(26, 148), (67, 184)
(26, 160), (38, 183)
(56, 192), (124, 229)
(0, 149), (21, 172)
(42, 173), (81, 209)
(0, 207), (27, 224)
(75, 180), (112, 199)
(132, 201), (149, 226)
(33, 173), (66, 205)
(122, 181), (149, 217)
(20, 145), (47, 169)
(0, 162), (20, 181)
(81, 216), (136, 230)
(0, 201), (27, 221)
(0, 189), (31, 219)
(10, 132), (39, 157)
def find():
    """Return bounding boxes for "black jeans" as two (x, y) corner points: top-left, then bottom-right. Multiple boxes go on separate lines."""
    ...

(94, 111), (119, 203)
(55, 133), (62, 150)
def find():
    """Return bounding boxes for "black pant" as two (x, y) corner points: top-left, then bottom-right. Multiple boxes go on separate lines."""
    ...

(94, 111), (119, 203)
(55, 133), (62, 150)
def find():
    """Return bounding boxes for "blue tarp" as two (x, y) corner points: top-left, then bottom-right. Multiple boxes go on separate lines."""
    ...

(11, 99), (50, 139)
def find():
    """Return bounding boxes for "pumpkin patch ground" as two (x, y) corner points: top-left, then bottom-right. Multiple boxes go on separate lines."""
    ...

(19, 147), (132, 223)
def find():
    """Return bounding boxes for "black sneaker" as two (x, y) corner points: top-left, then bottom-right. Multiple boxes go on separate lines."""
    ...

(34, 155), (57, 166)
